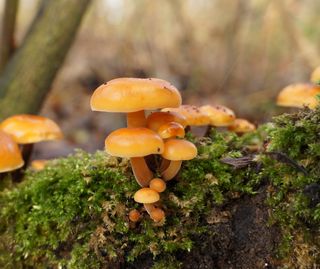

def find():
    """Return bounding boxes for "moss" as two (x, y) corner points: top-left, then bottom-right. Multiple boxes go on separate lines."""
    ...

(0, 108), (319, 268)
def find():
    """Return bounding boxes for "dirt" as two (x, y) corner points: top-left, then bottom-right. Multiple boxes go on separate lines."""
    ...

(127, 185), (281, 269)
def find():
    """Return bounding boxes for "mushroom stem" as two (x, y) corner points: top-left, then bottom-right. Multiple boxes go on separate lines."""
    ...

(130, 157), (153, 187)
(144, 203), (156, 215)
(22, 143), (34, 167)
(159, 158), (170, 172)
(161, 160), (182, 181)
(127, 110), (146, 128)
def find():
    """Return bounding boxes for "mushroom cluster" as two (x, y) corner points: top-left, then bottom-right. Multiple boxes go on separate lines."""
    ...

(0, 114), (63, 177)
(90, 78), (199, 222)
(90, 78), (257, 222)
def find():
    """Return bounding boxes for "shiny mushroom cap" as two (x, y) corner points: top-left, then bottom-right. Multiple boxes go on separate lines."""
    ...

(162, 139), (197, 161)
(146, 111), (187, 131)
(311, 66), (320, 85)
(149, 178), (166, 193)
(0, 131), (24, 173)
(0, 114), (63, 144)
(276, 83), (320, 109)
(134, 188), (160, 204)
(157, 122), (185, 139)
(105, 128), (164, 158)
(228, 119), (256, 133)
(90, 78), (182, 113)
(162, 105), (211, 126)
(200, 105), (236, 126)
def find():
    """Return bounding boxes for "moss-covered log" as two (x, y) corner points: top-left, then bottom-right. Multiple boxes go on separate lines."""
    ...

(0, 0), (91, 120)
(0, 108), (319, 268)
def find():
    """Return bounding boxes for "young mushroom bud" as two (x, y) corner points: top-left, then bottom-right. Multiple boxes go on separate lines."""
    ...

(149, 178), (166, 193)
(128, 209), (141, 222)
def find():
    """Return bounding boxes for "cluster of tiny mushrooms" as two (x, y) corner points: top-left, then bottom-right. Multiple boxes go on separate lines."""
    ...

(0, 70), (319, 223)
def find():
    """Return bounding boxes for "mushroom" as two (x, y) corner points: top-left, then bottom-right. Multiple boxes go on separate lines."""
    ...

(128, 209), (141, 222)
(162, 105), (211, 127)
(157, 122), (185, 139)
(161, 139), (197, 181)
(0, 114), (63, 164)
(146, 111), (187, 132)
(90, 78), (182, 128)
(105, 128), (164, 187)
(276, 83), (320, 109)
(200, 105), (235, 127)
(0, 130), (24, 174)
(311, 66), (320, 85)
(228, 119), (256, 134)
(146, 111), (187, 170)
(134, 187), (164, 222)
(149, 178), (166, 193)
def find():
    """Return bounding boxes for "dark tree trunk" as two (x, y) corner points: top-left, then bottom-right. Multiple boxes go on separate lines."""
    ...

(0, 0), (91, 120)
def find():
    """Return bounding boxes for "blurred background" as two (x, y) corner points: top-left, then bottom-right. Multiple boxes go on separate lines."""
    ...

(1, 0), (320, 159)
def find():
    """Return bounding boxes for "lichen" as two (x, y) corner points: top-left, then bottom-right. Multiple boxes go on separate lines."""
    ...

(0, 107), (319, 268)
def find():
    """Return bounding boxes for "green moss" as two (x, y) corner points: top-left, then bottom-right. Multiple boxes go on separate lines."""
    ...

(0, 108), (319, 267)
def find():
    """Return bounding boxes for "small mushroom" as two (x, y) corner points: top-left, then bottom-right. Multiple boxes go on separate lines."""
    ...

(0, 131), (24, 174)
(0, 114), (63, 165)
(105, 128), (164, 187)
(128, 209), (141, 222)
(149, 178), (166, 193)
(161, 139), (197, 181)
(162, 105), (211, 127)
(134, 187), (164, 222)
(157, 122), (185, 139)
(276, 83), (320, 109)
(146, 111), (187, 131)
(228, 119), (256, 134)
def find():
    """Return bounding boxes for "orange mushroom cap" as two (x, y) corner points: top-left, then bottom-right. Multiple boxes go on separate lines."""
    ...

(162, 105), (211, 126)
(161, 139), (197, 161)
(128, 209), (141, 222)
(0, 131), (24, 173)
(0, 114), (63, 144)
(157, 122), (185, 139)
(134, 188), (160, 204)
(228, 119), (256, 133)
(149, 178), (166, 193)
(200, 105), (235, 126)
(105, 128), (164, 158)
(90, 78), (182, 113)
(146, 111), (187, 131)
(276, 83), (320, 109)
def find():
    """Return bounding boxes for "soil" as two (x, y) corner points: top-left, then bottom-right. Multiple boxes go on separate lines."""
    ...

(127, 185), (281, 269)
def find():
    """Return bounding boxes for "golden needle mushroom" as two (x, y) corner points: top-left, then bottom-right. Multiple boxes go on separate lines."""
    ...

(161, 139), (197, 181)
(276, 83), (320, 109)
(134, 187), (164, 222)
(105, 128), (164, 187)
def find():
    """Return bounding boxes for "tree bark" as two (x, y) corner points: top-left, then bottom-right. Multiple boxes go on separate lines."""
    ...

(0, 0), (91, 120)
(0, 0), (19, 73)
